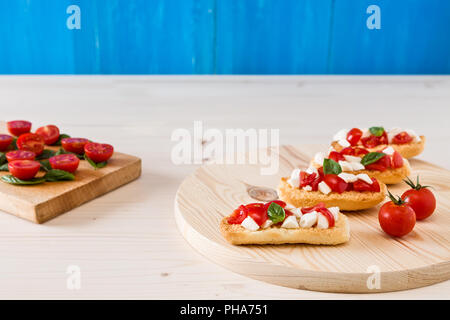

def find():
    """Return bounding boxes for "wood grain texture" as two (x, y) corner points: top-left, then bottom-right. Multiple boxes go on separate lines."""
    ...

(0, 123), (142, 223)
(175, 144), (450, 293)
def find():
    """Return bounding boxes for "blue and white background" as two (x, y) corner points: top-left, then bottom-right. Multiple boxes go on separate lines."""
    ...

(1, 0), (449, 74)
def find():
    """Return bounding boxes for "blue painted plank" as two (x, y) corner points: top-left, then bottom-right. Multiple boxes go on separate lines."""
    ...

(215, 0), (334, 74)
(329, 0), (450, 74)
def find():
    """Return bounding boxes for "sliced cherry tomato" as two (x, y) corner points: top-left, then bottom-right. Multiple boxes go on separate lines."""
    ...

(353, 178), (380, 192)
(263, 200), (286, 210)
(301, 202), (326, 214)
(61, 138), (90, 155)
(310, 176), (321, 191)
(227, 205), (248, 224)
(6, 150), (36, 162)
(299, 171), (317, 188)
(7, 120), (31, 136)
(84, 142), (114, 163)
(391, 151), (404, 168)
(0, 134), (13, 151)
(365, 154), (391, 172)
(8, 160), (40, 180)
(323, 174), (348, 194)
(328, 151), (345, 162)
(36, 125), (60, 145)
(361, 131), (388, 148)
(49, 154), (80, 173)
(340, 146), (369, 156)
(246, 203), (268, 226)
(379, 199), (416, 237)
(401, 177), (436, 220)
(317, 207), (335, 228)
(392, 131), (413, 145)
(16, 133), (45, 156)
(346, 128), (363, 146)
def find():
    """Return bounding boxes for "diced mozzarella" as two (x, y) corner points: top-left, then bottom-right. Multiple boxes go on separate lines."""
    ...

(287, 168), (301, 188)
(300, 211), (318, 228)
(344, 155), (361, 163)
(261, 219), (273, 229)
(303, 185), (312, 191)
(339, 160), (354, 171)
(356, 173), (373, 184)
(306, 166), (318, 175)
(337, 139), (350, 148)
(361, 128), (371, 138)
(351, 162), (365, 171)
(285, 203), (296, 210)
(241, 216), (260, 231)
(338, 172), (358, 183)
(333, 129), (348, 141)
(318, 181), (332, 195)
(328, 207), (340, 221)
(383, 146), (395, 155)
(291, 207), (303, 218)
(316, 214), (329, 229)
(314, 152), (325, 166)
(281, 215), (299, 229)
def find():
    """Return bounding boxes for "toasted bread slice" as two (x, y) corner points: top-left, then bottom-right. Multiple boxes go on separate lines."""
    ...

(277, 177), (386, 211)
(220, 213), (350, 245)
(332, 136), (425, 159)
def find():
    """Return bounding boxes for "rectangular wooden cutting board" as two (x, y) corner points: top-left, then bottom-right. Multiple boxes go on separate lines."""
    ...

(0, 124), (141, 223)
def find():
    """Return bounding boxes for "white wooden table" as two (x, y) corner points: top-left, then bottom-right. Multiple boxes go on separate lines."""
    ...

(0, 76), (448, 299)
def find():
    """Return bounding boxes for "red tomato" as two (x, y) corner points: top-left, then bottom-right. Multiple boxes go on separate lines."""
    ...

(246, 203), (268, 226)
(329, 151), (345, 162)
(353, 178), (380, 192)
(263, 200), (286, 210)
(379, 200), (416, 237)
(365, 154), (391, 172)
(0, 134), (13, 151)
(84, 142), (114, 163)
(346, 128), (363, 146)
(392, 132), (413, 145)
(6, 150), (36, 162)
(16, 133), (45, 156)
(401, 177), (436, 220)
(227, 205), (248, 224)
(299, 171), (317, 188)
(323, 174), (348, 194)
(301, 202), (326, 214)
(361, 131), (388, 148)
(341, 147), (369, 156)
(317, 207), (335, 228)
(391, 151), (404, 168)
(8, 160), (41, 180)
(7, 120), (31, 136)
(61, 138), (89, 154)
(36, 125), (60, 145)
(49, 154), (80, 173)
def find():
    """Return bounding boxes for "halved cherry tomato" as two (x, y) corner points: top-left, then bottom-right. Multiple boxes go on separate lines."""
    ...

(353, 178), (380, 192)
(391, 151), (403, 168)
(6, 150), (36, 162)
(323, 174), (348, 194)
(346, 128), (363, 146)
(365, 154), (391, 172)
(379, 199), (415, 237)
(310, 176), (321, 191)
(84, 142), (114, 163)
(7, 120), (31, 136)
(36, 125), (60, 145)
(61, 138), (90, 155)
(392, 132), (413, 145)
(299, 171), (317, 188)
(340, 146), (369, 156)
(8, 160), (40, 180)
(227, 205), (248, 224)
(0, 134), (13, 151)
(49, 154), (80, 173)
(16, 133), (45, 156)
(329, 151), (345, 162)
(361, 131), (388, 148)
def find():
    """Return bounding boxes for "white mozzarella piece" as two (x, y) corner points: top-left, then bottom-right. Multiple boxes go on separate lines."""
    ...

(356, 173), (373, 184)
(318, 181), (332, 194)
(339, 160), (354, 171)
(241, 216), (260, 231)
(287, 168), (301, 188)
(337, 139), (350, 148)
(306, 166), (318, 175)
(405, 129), (421, 142)
(285, 203), (296, 210)
(316, 214), (329, 229)
(328, 207), (340, 221)
(383, 146), (395, 155)
(303, 185), (312, 191)
(261, 219), (273, 229)
(291, 207), (303, 218)
(338, 172), (358, 183)
(281, 215), (299, 229)
(314, 152), (325, 166)
(333, 129), (348, 141)
(351, 162), (365, 171)
(344, 155), (361, 163)
(300, 211), (318, 228)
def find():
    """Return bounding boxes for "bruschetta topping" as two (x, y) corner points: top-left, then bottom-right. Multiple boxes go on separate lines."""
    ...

(228, 201), (339, 231)
(333, 127), (421, 148)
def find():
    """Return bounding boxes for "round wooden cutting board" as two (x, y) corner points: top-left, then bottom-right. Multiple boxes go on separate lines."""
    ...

(174, 145), (450, 293)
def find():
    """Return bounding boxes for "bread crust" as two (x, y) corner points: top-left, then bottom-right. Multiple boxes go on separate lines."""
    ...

(277, 177), (386, 211)
(331, 136), (425, 159)
(310, 158), (411, 185)
(220, 213), (350, 245)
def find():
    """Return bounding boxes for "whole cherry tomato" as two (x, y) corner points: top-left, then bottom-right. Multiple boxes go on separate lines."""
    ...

(379, 191), (416, 237)
(323, 174), (348, 194)
(401, 176), (436, 220)
(392, 132), (413, 145)
(346, 128), (363, 146)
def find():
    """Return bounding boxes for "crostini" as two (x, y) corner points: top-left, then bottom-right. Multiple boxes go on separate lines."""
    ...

(220, 201), (350, 245)
(311, 145), (411, 184)
(331, 127), (425, 159)
(278, 162), (386, 211)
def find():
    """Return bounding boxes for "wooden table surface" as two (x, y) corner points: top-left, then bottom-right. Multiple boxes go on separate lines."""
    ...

(0, 76), (448, 299)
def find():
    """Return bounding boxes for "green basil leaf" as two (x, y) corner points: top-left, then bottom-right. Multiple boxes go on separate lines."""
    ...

(55, 148), (84, 159)
(36, 149), (56, 160)
(53, 133), (71, 146)
(361, 152), (386, 166)
(84, 154), (107, 170)
(369, 126), (385, 137)
(0, 163), (9, 171)
(267, 202), (285, 224)
(39, 160), (52, 172)
(1, 175), (45, 185)
(0, 152), (6, 166)
(323, 158), (342, 175)
(44, 169), (75, 182)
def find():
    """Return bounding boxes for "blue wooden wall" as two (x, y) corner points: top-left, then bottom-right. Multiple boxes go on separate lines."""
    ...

(0, 0), (449, 74)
